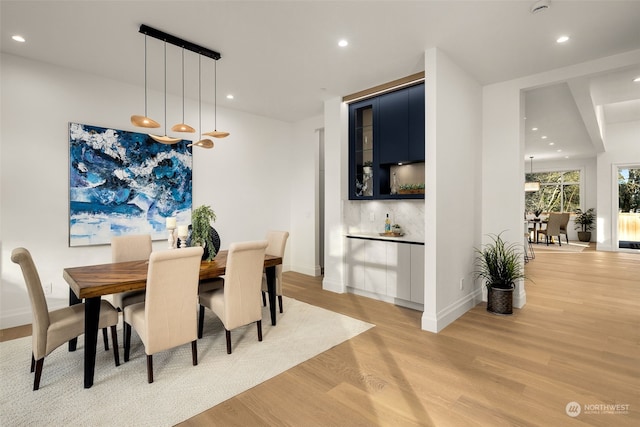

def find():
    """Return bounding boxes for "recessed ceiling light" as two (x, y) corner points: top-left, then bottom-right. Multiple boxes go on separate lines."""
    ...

(564, 156), (569, 159)
(549, 142), (555, 146)
(531, 127), (538, 131)
(338, 39), (348, 47)
(557, 149), (562, 152)
(556, 35), (570, 43)
(541, 135), (547, 139)
(12, 35), (26, 43)
(226, 94), (234, 100)
(633, 76), (640, 83)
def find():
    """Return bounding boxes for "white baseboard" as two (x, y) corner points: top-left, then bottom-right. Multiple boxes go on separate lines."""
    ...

(322, 277), (345, 293)
(421, 288), (482, 333)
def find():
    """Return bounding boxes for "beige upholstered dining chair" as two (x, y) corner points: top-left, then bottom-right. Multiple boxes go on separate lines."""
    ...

(558, 212), (570, 244)
(123, 246), (203, 383)
(538, 213), (564, 246)
(11, 247), (120, 390)
(198, 240), (268, 354)
(261, 230), (289, 313)
(111, 234), (152, 310)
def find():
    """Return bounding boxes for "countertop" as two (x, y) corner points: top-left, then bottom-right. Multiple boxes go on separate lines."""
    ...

(346, 232), (424, 245)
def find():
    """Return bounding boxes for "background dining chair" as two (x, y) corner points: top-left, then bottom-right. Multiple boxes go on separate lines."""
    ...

(111, 234), (152, 309)
(558, 212), (570, 244)
(538, 213), (564, 246)
(11, 247), (120, 390)
(261, 230), (289, 313)
(123, 246), (203, 383)
(198, 240), (268, 354)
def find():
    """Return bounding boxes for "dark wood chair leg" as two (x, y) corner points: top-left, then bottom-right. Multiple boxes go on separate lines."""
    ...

(278, 295), (283, 313)
(558, 235), (562, 246)
(146, 355), (153, 383)
(124, 323), (131, 362)
(33, 358), (44, 391)
(102, 327), (109, 350)
(110, 325), (120, 366)
(257, 320), (263, 342)
(191, 340), (198, 366)
(262, 291), (267, 307)
(198, 305), (205, 339)
(30, 354), (35, 373)
(225, 329), (232, 354)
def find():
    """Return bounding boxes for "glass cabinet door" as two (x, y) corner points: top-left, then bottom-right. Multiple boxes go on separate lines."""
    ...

(353, 104), (374, 197)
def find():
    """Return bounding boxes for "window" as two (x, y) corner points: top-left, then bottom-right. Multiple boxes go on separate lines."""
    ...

(525, 170), (580, 213)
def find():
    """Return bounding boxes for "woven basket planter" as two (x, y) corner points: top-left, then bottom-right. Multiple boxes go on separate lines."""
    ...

(486, 285), (514, 315)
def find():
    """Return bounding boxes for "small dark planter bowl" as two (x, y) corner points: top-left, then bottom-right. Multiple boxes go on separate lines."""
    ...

(577, 231), (591, 242)
(487, 285), (514, 315)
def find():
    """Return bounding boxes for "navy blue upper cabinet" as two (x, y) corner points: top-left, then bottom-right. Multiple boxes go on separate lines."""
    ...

(348, 82), (425, 200)
(377, 83), (425, 164)
(408, 84), (425, 162)
(378, 89), (409, 164)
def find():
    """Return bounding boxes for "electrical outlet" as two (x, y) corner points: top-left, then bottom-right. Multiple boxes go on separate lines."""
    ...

(369, 212), (375, 222)
(459, 278), (464, 290)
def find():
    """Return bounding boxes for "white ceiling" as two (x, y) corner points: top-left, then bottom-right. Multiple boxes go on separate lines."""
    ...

(2, 1), (640, 161)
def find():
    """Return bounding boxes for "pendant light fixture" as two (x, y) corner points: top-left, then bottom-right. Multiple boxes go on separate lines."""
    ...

(189, 56), (214, 149)
(131, 35), (160, 128)
(525, 156), (540, 192)
(149, 41), (181, 144)
(171, 48), (196, 133)
(203, 59), (230, 138)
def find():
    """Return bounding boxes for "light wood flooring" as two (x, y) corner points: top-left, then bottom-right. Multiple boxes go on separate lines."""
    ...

(3, 245), (639, 426)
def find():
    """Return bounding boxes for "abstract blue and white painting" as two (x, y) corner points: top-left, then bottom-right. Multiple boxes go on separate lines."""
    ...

(69, 122), (192, 246)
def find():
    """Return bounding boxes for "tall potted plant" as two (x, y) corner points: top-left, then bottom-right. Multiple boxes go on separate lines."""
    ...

(574, 208), (595, 242)
(474, 232), (526, 315)
(190, 205), (217, 261)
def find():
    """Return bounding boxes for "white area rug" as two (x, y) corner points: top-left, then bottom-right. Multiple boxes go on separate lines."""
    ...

(0, 297), (373, 426)
(533, 241), (589, 253)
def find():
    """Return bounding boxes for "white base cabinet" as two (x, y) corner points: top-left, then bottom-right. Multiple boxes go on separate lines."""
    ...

(345, 237), (424, 309)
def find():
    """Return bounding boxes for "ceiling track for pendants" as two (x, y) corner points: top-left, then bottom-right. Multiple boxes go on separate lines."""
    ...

(138, 24), (221, 61)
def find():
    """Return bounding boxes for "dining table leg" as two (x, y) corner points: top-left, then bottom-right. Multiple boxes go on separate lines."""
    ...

(83, 296), (101, 388)
(68, 289), (81, 351)
(265, 265), (277, 326)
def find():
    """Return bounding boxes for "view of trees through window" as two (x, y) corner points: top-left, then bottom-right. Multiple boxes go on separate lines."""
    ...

(619, 168), (640, 212)
(525, 170), (580, 214)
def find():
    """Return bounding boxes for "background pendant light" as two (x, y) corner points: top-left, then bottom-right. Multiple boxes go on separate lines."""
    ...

(131, 35), (160, 128)
(189, 56), (214, 149)
(171, 48), (196, 133)
(203, 59), (230, 138)
(150, 41), (181, 144)
(525, 156), (540, 192)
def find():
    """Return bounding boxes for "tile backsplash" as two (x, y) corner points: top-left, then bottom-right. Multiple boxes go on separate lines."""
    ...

(344, 199), (425, 241)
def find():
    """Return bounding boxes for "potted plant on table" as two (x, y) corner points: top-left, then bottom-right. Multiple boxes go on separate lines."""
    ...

(574, 208), (595, 242)
(190, 205), (217, 261)
(474, 232), (526, 315)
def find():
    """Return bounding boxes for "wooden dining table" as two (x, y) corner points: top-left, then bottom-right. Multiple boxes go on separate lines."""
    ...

(63, 250), (282, 388)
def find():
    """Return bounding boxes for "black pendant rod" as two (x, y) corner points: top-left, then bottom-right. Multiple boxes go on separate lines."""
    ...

(139, 24), (221, 60)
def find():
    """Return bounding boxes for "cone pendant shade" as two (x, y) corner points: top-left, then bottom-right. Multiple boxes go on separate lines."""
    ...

(171, 48), (196, 133)
(131, 35), (160, 129)
(149, 41), (180, 144)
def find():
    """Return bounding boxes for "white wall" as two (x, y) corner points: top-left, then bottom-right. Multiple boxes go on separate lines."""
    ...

(321, 97), (348, 293)
(0, 53), (313, 328)
(423, 48), (483, 332)
(290, 115), (324, 275)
